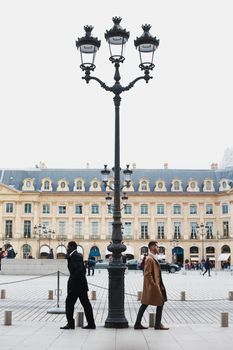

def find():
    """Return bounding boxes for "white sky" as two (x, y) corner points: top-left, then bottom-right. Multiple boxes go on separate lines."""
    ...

(0, 0), (232, 170)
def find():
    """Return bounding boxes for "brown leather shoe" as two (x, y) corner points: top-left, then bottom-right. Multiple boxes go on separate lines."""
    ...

(154, 324), (169, 330)
(134, 324), (148, 330)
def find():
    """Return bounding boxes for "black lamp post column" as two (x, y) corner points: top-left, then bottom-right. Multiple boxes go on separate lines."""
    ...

(76, 17), (159, 328)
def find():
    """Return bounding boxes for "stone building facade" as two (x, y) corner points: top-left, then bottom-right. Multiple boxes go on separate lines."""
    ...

(0, 166), (233, 268)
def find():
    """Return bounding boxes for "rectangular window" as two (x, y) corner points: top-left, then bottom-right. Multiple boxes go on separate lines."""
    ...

(140, 222), (148, 239)
(124, 222), (132, 237)
(141, 204), (148, 214)
(174, 222), (181, 239)
(206, 204), (213, 214)
(24, 220), (31, 238)
(124, 204), (132, 214)
(206, 222), (213, 238)
(91, 204), (99, 214)
(75, 204), (83, 214)
(222, 204), (229, 214)
(223, 221), (229, 238)
(157, 204), (164, 215)
(157, 222), (164, 239)
(190, 205), (197, 215)
(58, 221), (66, 235)
(24, 203), (32, 214)
(59, 205), (66, 214)
(190, 222), (197, 239)
(108, 222), (113, 236)
(91, 221), (99, 235)
(74, 221), (82, 235)
(42, 204), (50, 214)
(5, 220), (13, 238)
(6, 203), (13, 213)
(173, 205), (181, 214)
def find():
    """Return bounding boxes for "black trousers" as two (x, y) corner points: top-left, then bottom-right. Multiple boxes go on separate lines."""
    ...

(65, 290), (95, 326)
(135, 304), (164, 327)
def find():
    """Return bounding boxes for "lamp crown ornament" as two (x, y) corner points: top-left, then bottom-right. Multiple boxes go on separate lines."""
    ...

(142, 24), (151, 33)
(84, 25), (94, 36)
(105, 16), (130, 42)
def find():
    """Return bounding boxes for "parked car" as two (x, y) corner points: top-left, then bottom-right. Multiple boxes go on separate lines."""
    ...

(126, 259), (140, 270)
(126, 258), (181, 273)
(95, 260), (109, 269)
(158, 261), (181, 273)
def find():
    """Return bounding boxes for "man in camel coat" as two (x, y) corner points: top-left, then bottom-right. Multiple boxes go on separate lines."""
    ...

(134, 241), (169, 330)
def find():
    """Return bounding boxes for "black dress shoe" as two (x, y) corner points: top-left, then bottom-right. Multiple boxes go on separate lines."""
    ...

(60, 324), (75, 330)
(134, 324), (148, 330)
(82, 324), (96, 329)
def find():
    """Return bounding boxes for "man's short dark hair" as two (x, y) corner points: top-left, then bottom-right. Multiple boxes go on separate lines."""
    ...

(68, 241), (77, 249)
(148, 241), (158, 249)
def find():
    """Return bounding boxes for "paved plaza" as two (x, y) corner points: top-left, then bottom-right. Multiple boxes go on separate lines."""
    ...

(0, 269), (233, 349)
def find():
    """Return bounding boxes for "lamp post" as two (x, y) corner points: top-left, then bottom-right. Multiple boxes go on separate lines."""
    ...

(196, 223), (208, 262)
(76, 17), (159, 328)
(34, 224), (55, 258)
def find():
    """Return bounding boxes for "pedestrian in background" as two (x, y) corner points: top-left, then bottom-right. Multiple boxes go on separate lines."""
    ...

(202, 257), (211, 277)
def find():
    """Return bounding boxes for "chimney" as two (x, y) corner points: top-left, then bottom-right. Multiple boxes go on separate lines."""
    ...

(132, 163), (136, 169)
(211, 163), (218, 170)
(164, 163), (168, 169)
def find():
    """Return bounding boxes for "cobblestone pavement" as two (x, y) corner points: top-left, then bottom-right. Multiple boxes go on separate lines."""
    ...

(0, 269), (233, 326)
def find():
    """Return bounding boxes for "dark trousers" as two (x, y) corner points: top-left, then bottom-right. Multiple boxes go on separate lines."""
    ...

(135, 304), (164, 327)
(65, 290), (95, 326)
(203, 268), (211, 276)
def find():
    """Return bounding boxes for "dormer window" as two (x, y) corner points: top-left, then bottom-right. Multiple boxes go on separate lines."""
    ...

(171, 179), (182, 192)
(139, 179), (150, 192)
(203, 179), (215, 192)
(154, 180), (167, 192)
(41, 178), (52, 191)
(187, 180), (199, 192)
(89, 178), (101, 191)
(73, 178), (85, 192)
(219, 179), (231, 192)
(57, 179), (69, 191)
(22, 178), (35, 191)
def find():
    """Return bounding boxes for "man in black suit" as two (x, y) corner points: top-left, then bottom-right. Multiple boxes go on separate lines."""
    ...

(60, 241), (96, 330)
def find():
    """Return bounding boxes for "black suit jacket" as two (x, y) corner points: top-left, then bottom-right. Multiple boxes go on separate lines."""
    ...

(67, 251), (88, 293)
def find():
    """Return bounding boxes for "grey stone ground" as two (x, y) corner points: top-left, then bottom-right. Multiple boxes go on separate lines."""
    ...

(0, 269), (233, 349)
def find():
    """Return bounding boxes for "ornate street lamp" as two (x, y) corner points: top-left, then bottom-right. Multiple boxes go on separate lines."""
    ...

(76, 16), (159, 328)
(196, 223), (208, 262)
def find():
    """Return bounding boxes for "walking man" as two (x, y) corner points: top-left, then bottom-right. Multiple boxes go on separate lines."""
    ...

(134, 241), (169, 330)
(60, 241), (96, 330)
(202, 257), (211, 277)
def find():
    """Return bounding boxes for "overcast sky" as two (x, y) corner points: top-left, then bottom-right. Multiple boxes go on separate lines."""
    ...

(0, 0), (232, 170)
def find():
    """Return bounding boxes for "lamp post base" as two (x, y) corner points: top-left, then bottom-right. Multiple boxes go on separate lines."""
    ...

(104, 264), (128, 328)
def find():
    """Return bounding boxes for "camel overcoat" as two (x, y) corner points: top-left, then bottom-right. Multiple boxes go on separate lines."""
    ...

(141, 255), (167, 306)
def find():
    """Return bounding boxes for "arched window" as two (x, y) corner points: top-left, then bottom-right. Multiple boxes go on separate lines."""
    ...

(77, 180), (82, 190)
(141, 181), (147, 191)
(174, 181), (180, 190)
(190, 246), (199, 254)
(206, 246), (215, 254)
(221, 245), (230, 253)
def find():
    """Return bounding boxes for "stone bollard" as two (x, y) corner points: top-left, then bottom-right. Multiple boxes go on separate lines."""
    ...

(98, 269), (101, 274)
(1, 289), (6, 299)
(180, 291), (186, 301)
(221, 312), (228, 327)
(91, 290), (96, 300)
(228, 291), (233, 301)
(4, 311), (12, 326)
(149, 313), (155, 328)
(48, 290), (54, 300)
(76, 312), (84, 327)
(137, 291), (142, 301)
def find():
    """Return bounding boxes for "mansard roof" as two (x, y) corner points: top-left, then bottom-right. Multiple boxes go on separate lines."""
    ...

(0, 167), (233, 193)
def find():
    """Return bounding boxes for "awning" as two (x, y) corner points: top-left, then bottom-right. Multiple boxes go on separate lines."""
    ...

(56, 245), (66, 254)
(40, 245), (50, 254)
(125, 245), (134, 255)
(218, 253), (230, 261)
(190, 257), (199, 261)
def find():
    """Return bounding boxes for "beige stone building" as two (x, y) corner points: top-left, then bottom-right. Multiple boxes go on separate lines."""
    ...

(0, 165), (232, 268)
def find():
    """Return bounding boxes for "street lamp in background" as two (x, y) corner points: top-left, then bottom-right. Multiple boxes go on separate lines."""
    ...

(196, 222), (208, 262)
(76, 17), (159, 328)
(34, 224), (55, 258)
